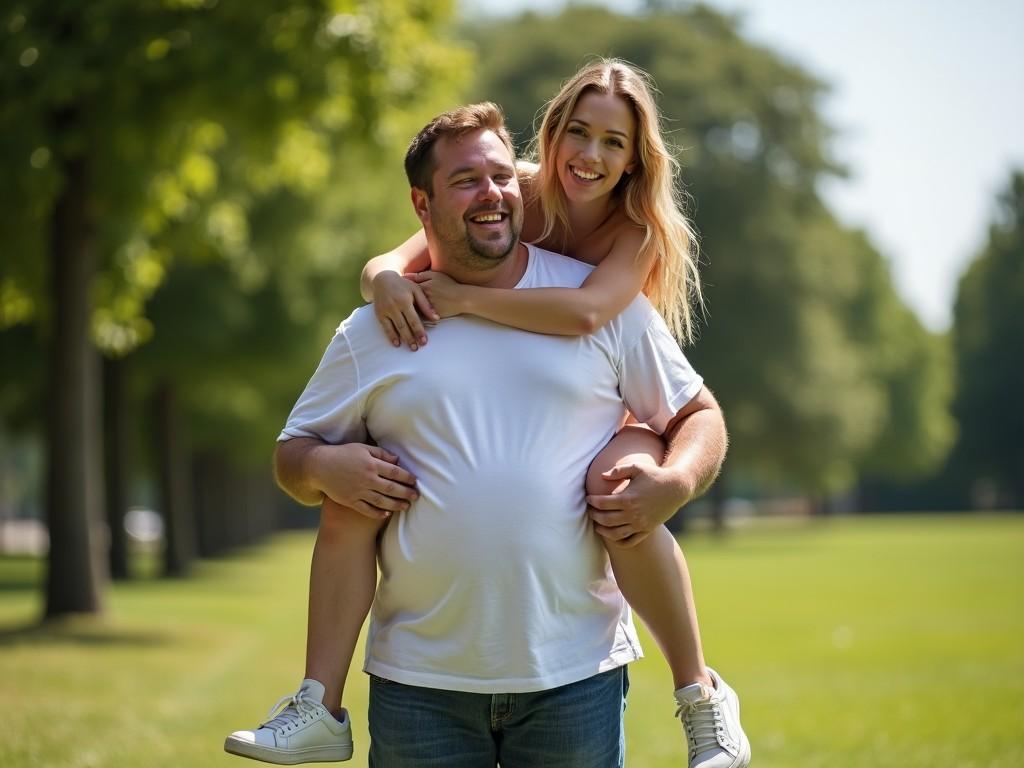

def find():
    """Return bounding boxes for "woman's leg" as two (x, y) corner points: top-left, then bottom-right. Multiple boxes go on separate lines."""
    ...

(305, 498), (387, 714)
(586, 425), (712, 689)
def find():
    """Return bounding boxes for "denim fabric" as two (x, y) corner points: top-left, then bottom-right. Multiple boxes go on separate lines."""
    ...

(368, 666), (629, 768)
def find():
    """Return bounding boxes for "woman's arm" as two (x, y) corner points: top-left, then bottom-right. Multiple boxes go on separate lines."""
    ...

(360, 230), (437, 349)
(411, 226), (653, 335)
(359, 229), (430, 300)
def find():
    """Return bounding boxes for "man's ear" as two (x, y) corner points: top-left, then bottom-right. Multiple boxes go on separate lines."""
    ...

(411, 187), (430, 225)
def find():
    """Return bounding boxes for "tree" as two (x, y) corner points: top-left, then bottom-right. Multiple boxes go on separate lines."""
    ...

(0, 0), (469, 613)
(466, 4), (953, 504)
(950, 171), (1024, 507)
(127, 28), (470, 571)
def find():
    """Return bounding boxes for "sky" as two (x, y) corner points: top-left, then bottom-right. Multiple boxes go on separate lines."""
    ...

(464, 0), (1024, 331)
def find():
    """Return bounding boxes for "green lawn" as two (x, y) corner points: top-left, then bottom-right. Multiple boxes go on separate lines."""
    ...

(2, 515), (1022, 767)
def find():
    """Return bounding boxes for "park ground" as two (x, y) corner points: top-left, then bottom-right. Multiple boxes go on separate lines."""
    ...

(1, 514), (1022, 767)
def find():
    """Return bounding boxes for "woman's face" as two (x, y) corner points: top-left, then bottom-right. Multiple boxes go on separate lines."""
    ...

(554, 90), (638, 207)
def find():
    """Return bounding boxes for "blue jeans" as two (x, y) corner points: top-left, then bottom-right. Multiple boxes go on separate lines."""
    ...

(368, 666), (630, 768)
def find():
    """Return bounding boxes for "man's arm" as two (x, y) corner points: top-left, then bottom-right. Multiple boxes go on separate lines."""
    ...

(586, 386), (727, 545)
(275, 436), (419, 519)
(659, 385), (729, 500)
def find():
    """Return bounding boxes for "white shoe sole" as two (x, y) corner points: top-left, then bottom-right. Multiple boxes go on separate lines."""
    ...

(729, 735), (751, 768)
(224, 736), (353, 764)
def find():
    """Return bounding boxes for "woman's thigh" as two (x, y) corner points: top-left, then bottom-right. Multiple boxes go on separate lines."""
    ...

(586, 424), (665, 496)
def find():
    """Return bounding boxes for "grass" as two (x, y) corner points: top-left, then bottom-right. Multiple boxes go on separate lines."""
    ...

(2, 514), (1022, 767)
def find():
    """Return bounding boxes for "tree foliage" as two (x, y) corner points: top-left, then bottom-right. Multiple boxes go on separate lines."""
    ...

(466, 4), (953, 495)
(950, 171), (1024, 506)
(2, 0), (468, 350)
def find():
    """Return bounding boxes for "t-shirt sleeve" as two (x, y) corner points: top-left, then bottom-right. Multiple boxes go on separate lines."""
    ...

(278, 324), (369, 445)
(618, 312), (705, 435)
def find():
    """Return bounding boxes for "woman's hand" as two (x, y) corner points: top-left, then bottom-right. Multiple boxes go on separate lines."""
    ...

(406, 271), (468, 319)
(371, 271), (439, 351)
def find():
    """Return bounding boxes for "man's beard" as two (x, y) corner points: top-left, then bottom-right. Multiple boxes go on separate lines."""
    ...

(434, 206), (522, 271)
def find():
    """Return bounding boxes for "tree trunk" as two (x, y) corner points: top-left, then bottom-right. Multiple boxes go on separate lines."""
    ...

(45, 152), (107, 617)
(193, 452), (230, 558)
(154, 383), (193, 577)
(103, 356), (130, 580)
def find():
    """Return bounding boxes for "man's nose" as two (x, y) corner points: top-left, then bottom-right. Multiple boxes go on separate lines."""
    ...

(479, 177), (501, 201)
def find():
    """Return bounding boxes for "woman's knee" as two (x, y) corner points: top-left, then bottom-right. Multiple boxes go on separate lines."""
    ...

(586, 424), (666, 496)
(318, 498), (388, 539)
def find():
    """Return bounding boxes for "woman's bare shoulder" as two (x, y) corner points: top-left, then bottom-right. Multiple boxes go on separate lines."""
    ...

(608, 210), (647, 245)
(516, 161), (539, 199)
(515, 159), (540, 179)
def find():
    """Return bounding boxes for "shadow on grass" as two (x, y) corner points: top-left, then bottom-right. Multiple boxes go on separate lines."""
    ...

(0, 577), (41, 593)
(0, 616), (172, 649)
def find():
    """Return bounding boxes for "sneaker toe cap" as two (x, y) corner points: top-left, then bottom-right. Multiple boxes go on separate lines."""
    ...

(228, 728), (277, 747)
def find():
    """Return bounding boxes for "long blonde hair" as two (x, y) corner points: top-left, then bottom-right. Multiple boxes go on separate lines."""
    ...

(530, 59), (703, 343)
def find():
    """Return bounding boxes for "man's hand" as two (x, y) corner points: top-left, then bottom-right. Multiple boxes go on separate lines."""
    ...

(276, 438), (419, 520)
(314, 443), (419, 519)
(587, 385), (726, 547)
(586, 462), (694, 548)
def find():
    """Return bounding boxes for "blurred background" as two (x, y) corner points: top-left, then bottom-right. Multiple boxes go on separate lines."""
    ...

(1, 1), (1021, 766)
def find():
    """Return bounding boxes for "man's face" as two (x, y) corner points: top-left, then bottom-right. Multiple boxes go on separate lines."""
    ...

(414, 129), (524, 272)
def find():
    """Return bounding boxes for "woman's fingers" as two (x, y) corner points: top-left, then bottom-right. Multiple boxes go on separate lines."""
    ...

(411, 284), (439, 324)
(376, 311), (402, 347)
(391, 309), (420, 350)
(399, 307), (426, 350)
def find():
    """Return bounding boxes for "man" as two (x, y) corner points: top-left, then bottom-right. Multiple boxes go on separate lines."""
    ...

(246, 103), (726, 766)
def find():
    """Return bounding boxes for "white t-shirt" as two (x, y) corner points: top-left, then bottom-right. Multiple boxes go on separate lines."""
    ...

(280, 244), (704, 694)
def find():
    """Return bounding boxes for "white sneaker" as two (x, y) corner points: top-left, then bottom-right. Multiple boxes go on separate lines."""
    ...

(224, 679), (353, 764)
(674, 668), (751, 768)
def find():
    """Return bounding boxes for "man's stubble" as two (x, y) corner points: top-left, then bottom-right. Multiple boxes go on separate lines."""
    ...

(430, 202), (523, 274)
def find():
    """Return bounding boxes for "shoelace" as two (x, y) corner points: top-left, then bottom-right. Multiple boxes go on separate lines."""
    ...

(675, 696), (725, 759)
(259, 690), (322, 735)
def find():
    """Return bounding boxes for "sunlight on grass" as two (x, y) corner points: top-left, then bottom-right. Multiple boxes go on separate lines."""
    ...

(2, 516), (1022, 767)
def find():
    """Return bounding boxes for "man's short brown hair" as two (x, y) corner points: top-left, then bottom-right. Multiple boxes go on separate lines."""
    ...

(404, 102), (515, 196)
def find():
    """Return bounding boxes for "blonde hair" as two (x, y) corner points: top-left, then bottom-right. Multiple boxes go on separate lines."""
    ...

(530, 59), (703, 343)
